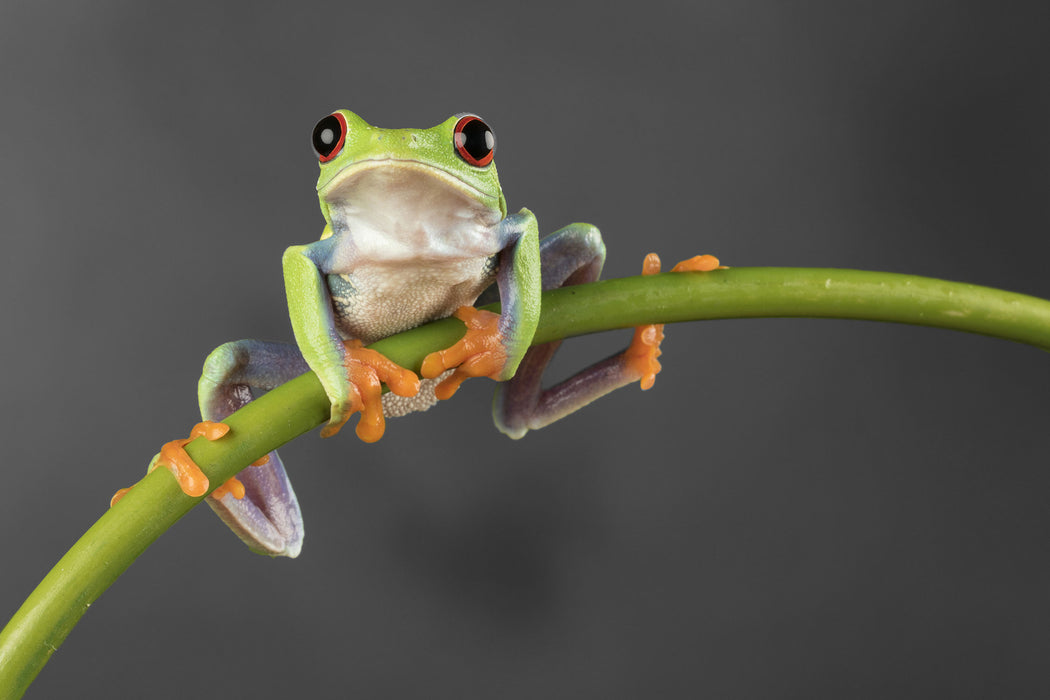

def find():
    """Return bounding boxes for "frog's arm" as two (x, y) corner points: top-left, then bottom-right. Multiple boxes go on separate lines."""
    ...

(282, 235), (347, 403)
(283, 232), (419, 441)
(421, 207), (542, 396)
(491, 207), (543, 376)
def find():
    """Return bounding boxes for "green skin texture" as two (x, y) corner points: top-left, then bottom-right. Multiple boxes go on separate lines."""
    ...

(196, 110), (625, 559)
(284, 110), (539, 433)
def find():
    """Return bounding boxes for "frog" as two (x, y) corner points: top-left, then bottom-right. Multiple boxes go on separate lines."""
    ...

(126, 110), (720, 557)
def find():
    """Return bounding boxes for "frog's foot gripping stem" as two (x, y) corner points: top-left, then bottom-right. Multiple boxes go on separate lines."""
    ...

(110, 420), (231, 507)
(322, 340), (421, 443)
(625, 253), (722, 390)
(419, 306), (508, 400)
(494, 249), (723, 440)
(210, 454), (271, 501)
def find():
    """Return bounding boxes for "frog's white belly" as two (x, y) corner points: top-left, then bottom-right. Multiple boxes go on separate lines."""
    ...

(328, 257), (496, 344)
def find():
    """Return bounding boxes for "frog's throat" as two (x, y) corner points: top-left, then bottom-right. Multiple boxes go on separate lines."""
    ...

(317, 159), (499, 210)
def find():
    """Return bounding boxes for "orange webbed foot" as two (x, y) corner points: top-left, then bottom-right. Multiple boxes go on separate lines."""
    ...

(419, 306), (508, 400)
(110, 420), (231, 506)
(153, 421), (230, 497)
(624, 252), (724, 390)
(321, 340), (421, 443)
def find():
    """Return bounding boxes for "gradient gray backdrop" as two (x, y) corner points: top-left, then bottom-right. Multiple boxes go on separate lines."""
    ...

(2, 2), (1049, 697)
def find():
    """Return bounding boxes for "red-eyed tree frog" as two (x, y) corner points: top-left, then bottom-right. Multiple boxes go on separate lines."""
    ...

(117, 110), (720, 557)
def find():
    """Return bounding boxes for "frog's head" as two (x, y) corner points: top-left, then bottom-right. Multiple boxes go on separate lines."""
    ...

(312, 110), (508, 233)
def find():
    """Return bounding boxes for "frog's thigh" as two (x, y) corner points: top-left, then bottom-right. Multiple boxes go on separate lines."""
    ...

(538, 223), (607, 290)
(198, 339), (307, 557)
(199, 339), (311, 421)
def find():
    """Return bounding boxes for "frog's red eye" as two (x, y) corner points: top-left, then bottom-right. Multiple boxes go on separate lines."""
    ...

(312, 112), (347, 162)
(453, 115), (495, 167)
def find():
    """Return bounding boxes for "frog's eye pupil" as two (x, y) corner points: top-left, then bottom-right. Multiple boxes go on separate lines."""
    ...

(453, 115), (495, 167)
(312, 113), (347, 162)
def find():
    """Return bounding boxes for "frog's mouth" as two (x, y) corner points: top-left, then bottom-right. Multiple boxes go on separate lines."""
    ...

(318, 159), (503, 262)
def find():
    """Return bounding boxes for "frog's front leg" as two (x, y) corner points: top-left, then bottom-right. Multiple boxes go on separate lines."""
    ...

(493, 224), (719, 439)
(419, 208), (542, 395)
(283, 238), (421, 441)
(197, 339), (310, 557)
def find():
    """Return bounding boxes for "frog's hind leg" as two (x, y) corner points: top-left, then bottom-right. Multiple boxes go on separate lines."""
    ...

(494, 224), (719, 439)
(494, 223), (618, 439)
(199, 339), (309, 557)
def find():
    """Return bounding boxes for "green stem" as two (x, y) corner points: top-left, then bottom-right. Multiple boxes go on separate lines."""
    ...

(2, 267), (1049, 697)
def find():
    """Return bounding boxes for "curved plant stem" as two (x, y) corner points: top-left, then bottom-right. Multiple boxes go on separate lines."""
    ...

(2, 266), (1050, 697)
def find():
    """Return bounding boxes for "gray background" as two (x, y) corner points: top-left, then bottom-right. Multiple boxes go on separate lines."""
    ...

(2, 1), (1049, 697)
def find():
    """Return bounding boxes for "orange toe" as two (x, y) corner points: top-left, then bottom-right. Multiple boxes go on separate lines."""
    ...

(211, 453), (271, 500)
(421, 307), (508, 400)
(322, 340), (420, 443)
(671, 254), (722, 272)
(110, 487), (132, 508)
(211, 476), (246, 501)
